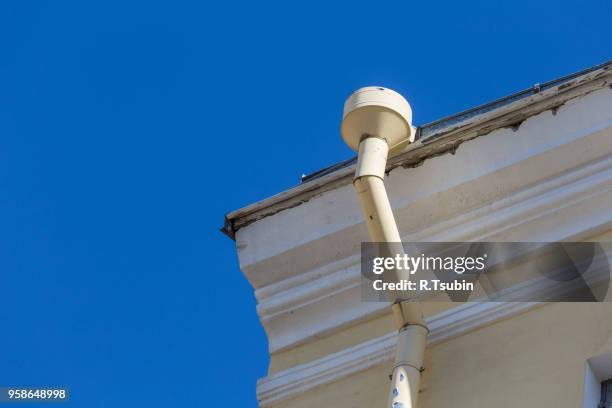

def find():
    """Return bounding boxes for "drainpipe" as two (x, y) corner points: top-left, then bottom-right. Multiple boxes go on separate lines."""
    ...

(341, 87), (429, 408)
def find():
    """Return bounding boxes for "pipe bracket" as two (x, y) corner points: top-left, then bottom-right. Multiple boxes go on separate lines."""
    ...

(392, 301), (429, 331)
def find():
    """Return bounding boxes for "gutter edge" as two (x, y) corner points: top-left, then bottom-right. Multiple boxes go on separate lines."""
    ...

(222, 62), (612, 240)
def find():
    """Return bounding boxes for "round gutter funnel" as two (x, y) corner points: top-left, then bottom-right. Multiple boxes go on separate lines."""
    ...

(340, 86), (414, 154)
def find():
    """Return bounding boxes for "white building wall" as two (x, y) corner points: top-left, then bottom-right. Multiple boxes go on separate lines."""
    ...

(230, 71), (612, 407)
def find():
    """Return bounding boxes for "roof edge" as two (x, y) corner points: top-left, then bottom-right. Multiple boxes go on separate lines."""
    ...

(222, 61), (612, 240)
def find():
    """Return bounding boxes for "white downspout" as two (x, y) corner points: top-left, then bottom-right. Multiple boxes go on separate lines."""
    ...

(341, 87), (429, 408)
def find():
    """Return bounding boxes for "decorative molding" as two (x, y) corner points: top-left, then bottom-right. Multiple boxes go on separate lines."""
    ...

(255, 255), (360, 320)
(258, 152), (612, 352)
(257, 300), (541, 407)
(257, 246), (612, 406)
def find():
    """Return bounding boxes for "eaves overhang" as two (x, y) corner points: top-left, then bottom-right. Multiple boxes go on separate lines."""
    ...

(221, 61), (612, 240)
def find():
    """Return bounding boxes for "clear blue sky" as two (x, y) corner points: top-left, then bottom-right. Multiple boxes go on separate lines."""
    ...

(0, 1), (609, 406)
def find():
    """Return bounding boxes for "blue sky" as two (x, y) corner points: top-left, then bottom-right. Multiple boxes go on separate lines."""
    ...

(0, 1), (609, 407)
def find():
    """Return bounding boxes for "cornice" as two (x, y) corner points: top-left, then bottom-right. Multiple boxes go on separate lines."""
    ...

(257, 301), (541, 407)
(259, 150), (612, 352)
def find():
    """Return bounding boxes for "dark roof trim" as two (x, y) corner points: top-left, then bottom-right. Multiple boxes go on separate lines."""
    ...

(222, 61), (612, 240)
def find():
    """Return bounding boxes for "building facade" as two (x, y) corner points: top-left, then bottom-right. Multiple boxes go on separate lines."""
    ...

(224, 62), (612, 408)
